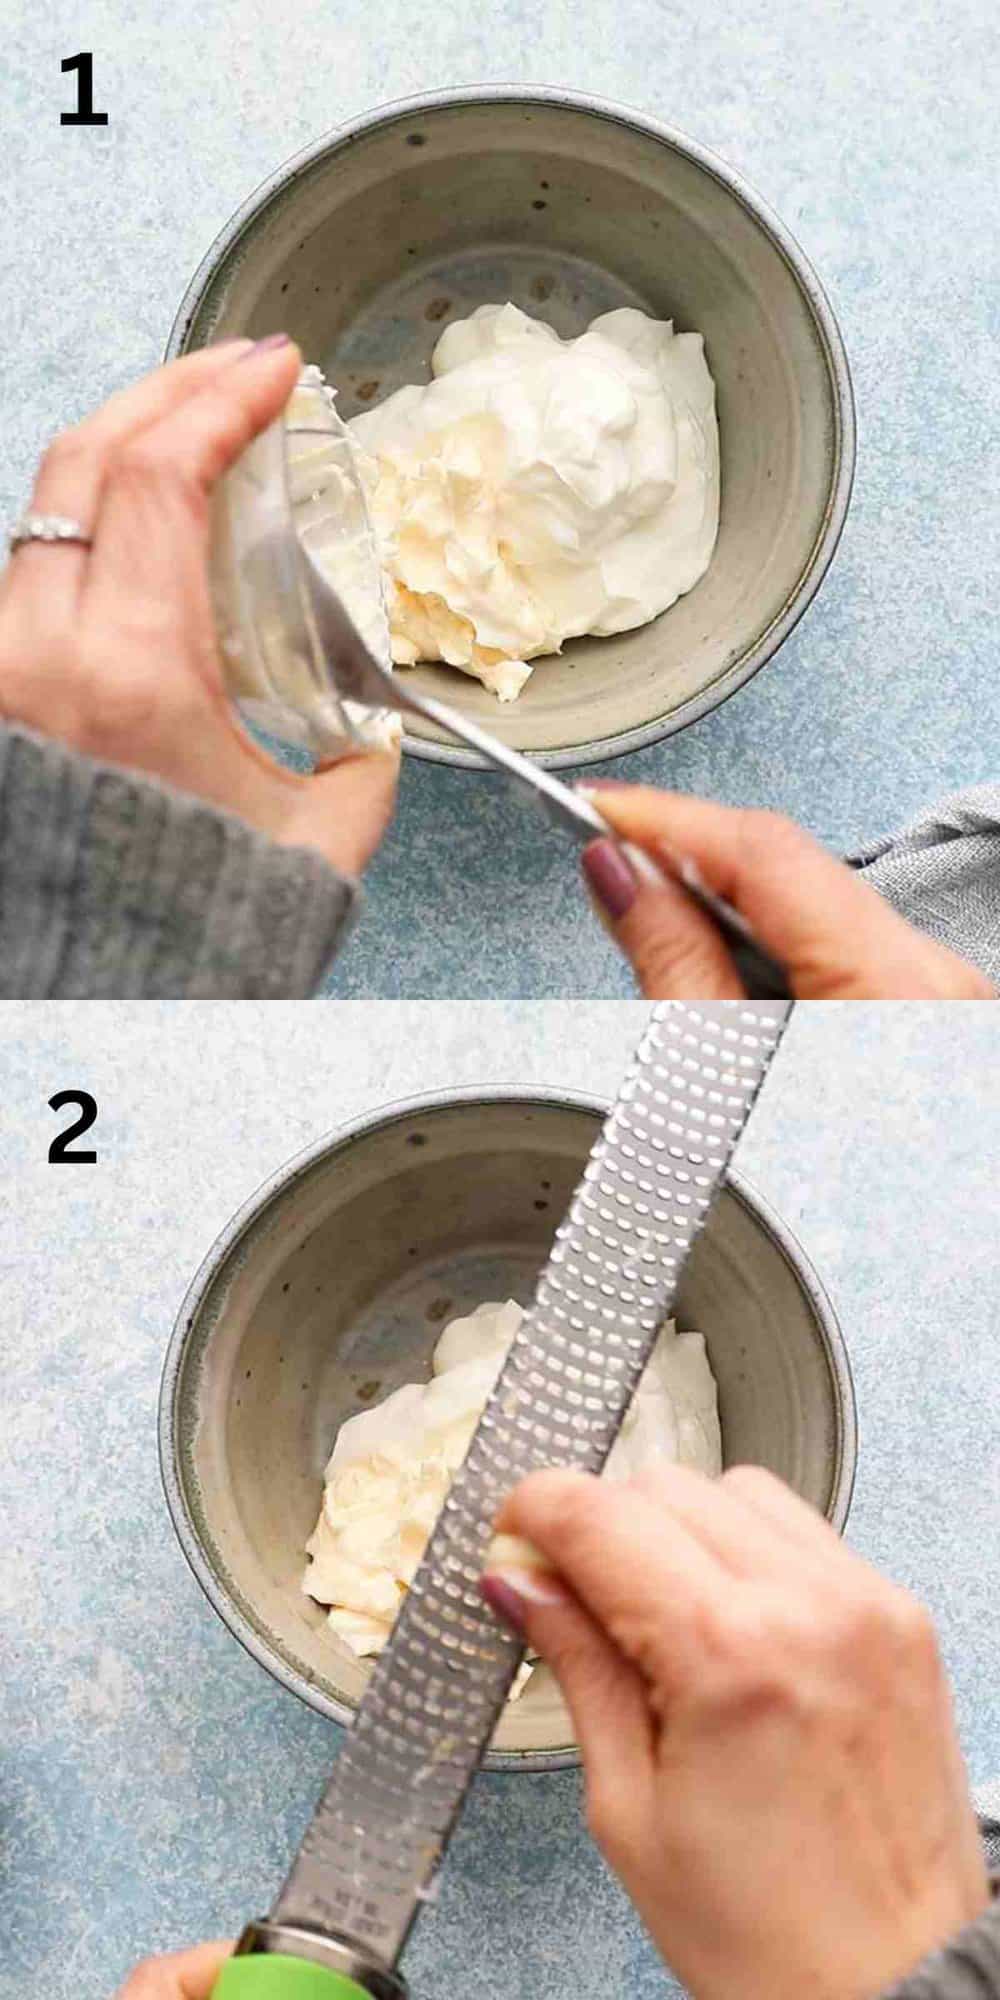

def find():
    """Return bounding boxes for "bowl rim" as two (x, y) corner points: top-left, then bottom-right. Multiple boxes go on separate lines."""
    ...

(158, 1083), (858, 1772)
(166, 84), (857, 771)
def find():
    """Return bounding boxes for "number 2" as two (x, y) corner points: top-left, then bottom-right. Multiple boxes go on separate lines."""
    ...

(48, 1091), (98, 1164)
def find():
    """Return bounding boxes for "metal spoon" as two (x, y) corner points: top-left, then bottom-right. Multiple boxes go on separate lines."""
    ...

(296, 536), (792, 1000)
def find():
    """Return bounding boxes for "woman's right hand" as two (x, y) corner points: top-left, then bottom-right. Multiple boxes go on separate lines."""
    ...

(579, 784), (993, 997)
(483, 1465), (988, 2000)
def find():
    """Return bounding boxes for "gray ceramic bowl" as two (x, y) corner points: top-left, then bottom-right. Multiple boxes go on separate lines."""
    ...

(159, 1088), (856, 1770)
(168, 87), (855, 769)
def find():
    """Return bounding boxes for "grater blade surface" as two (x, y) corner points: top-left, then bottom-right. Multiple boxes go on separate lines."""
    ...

(272, 1001), (791, 1968)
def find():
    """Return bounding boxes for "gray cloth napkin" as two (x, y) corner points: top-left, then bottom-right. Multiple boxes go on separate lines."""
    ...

(852, 785), (1000, 984)
(977, 1784), (1000, 1872)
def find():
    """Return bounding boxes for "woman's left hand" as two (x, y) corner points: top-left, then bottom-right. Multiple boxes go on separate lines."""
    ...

(0, 338), (398, 878)
(114, 1939), (231, 1998)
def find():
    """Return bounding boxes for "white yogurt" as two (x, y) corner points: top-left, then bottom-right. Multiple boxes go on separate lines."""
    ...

(303, 1297), (722, 1692)
(349, 303), (720, 699)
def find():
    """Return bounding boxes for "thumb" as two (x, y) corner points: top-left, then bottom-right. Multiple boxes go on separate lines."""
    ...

(480, 1539), (653, 1806)
(175, 1942), (234, 2000)
(582, 784), (994, 999)
(115, 1939), (233, 1998)
(582, 837), (746, 997)
(284, 741), (402, 876)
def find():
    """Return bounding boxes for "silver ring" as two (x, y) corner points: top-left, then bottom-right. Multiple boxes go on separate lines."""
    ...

(8, 512), (93, 554)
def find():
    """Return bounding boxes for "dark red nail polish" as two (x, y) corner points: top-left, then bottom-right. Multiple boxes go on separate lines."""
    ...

(242, 331), (292, 356)
(582, 839), (639, 922)
(480, 1574), (528, 1636)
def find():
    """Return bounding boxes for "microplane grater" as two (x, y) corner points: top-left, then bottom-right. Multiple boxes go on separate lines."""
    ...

(216, 1000), (791, 2000)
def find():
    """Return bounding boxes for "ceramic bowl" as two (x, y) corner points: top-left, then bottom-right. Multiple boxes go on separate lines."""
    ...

(159, 1088), (857, 1770)
(168, 87), (855, 769)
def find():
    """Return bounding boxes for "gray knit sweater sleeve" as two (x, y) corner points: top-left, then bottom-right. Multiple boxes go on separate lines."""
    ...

(880, 1903), (1000, 1998)
(879, 1819), (1000, 1999)
(0, 726), (359, 997)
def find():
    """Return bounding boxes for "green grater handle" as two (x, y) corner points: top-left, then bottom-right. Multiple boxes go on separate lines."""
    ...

(212, 1956), (371, 2000)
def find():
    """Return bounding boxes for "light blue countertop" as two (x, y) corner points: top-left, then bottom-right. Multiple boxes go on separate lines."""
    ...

(3, 1002), (1000, 1998)
(4, 0), (1000, 995)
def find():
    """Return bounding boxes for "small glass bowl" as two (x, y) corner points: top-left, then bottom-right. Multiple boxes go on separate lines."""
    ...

(210, 366), (397, 759)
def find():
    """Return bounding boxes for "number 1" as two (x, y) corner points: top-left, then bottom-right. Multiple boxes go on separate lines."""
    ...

(61, 53), (108, 127)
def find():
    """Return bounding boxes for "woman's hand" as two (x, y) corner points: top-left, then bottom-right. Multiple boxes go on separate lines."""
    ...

(483, 1466), (988, 2000)
(0, 339), (398, 878)
(580, 784), (993, 997)
(115, 1940), (231, 1998)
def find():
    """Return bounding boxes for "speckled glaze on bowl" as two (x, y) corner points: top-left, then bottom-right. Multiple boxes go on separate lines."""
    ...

(168, 87), (855, 770)
(159, 1088), (857, 1771)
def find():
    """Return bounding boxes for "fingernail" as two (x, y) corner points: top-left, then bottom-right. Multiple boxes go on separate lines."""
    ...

(480, 1575), (529, 1634)
(211, 336), (254, 355)
(576, 779), (632, 816)
(480, 1568), (565, 1634)
(241, 331), (293, 357)
(582, 838), (639, 921)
